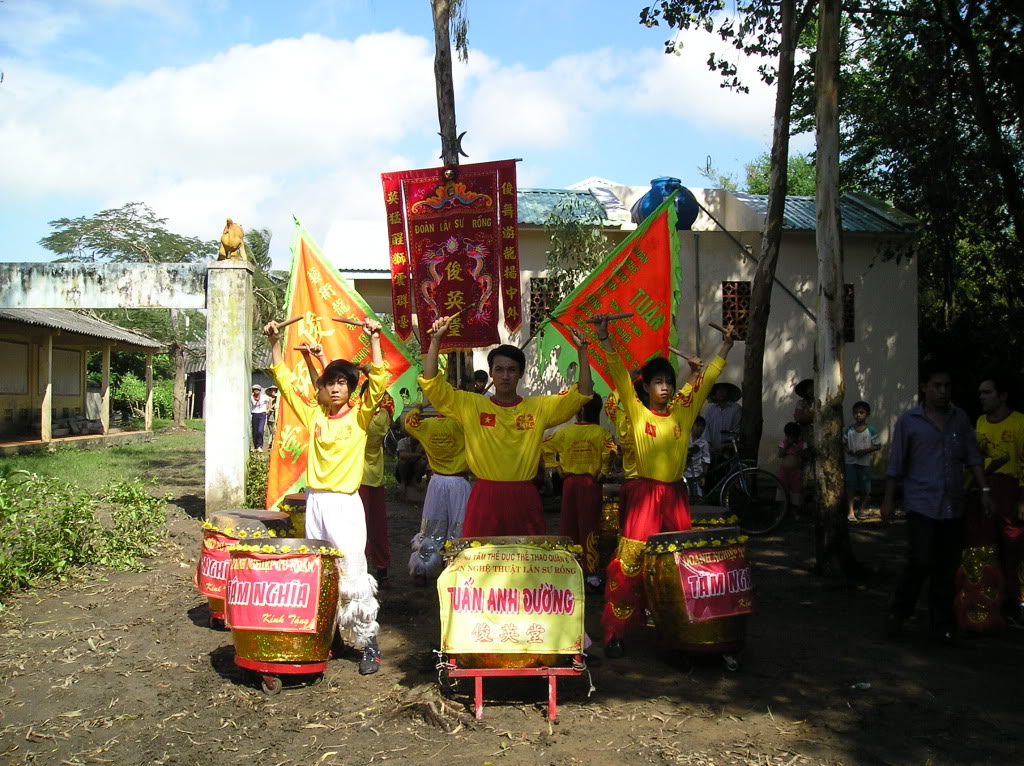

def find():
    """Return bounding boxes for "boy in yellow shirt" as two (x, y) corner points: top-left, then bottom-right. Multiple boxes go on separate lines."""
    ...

(264, 318), (386, 675)
(589, 315), (737, 657)
(419, 314), (594, 536)
(543, 394), (616, 589)
(402, 403), (472, 583)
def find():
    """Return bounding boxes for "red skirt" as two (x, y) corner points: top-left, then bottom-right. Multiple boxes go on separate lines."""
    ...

(621, 476), (692, 539)
(462, 480), (544, 537)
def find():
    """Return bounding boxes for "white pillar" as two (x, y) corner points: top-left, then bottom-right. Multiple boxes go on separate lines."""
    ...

(40, 334), (52, 442)
(100, 345), (111, 434)
(205, 261), (254, 518)
(145, 351), (154, 432)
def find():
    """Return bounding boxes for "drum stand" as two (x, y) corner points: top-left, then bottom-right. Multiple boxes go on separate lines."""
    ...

(440, 656), (584, 721)
(235, 656), (328, 695)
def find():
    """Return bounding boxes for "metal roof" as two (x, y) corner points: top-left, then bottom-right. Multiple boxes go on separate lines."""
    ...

(183, 342), (272, 375)
(517, 188), (618, 227)
(0, 309), (163, 350)
(732, 191), (918, 234)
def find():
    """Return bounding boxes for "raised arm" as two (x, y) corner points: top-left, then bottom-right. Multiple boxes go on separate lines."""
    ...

(567, 326), (594, 396)
(423, 315), (454, 380)
(264, 321), (283, 367)
(365, 318), (383, 368)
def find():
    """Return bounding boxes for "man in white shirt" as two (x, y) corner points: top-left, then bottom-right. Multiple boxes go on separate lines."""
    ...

(250, 384), (270, 451)
(702, 382), (742, 455)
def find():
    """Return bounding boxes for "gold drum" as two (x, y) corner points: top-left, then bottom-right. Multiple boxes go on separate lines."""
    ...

(443, 535), (577, 669)
(228, 538), (340, 664)
(642, 528), (749, 654)
(278, 493), (307, 538)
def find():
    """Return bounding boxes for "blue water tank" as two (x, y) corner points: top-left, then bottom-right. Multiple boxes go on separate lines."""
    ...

(630, 177), (700, 230)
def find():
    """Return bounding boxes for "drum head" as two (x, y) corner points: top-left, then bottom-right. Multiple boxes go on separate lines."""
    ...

(210, 509), (291, 534)
(689, 506), (739, 529)
(281, 493), (307, 507)
(646, 526), (746, 551)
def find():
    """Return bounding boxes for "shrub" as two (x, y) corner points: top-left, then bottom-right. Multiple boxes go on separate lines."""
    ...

(0, 473), (168, 603)
(246, 450), (269, 510)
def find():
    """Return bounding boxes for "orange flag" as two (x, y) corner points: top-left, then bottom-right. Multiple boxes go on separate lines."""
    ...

(265, 219), (419, 509)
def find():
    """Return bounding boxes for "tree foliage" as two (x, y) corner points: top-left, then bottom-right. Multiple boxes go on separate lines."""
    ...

(745, 152), (816, 195)
(543, 197), (611, 311)
(790, 0), (1024, 382)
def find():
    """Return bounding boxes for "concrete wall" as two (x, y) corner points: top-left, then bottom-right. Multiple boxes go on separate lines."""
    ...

(0, 328), (87, 435)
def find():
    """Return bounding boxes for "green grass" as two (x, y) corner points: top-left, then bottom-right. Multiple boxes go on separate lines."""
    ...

(2, 427), (205, 493)
(149, 417), (205, 431)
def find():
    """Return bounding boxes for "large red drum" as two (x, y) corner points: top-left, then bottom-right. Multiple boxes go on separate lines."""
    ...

(226, 538), (340, 666)
(642, 527), (752, 654)
(196, 510), (290, 627)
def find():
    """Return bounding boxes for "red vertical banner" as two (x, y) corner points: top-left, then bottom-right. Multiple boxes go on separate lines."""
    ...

(382, 174), (415, 341)
(380, 160), (520, 351)
(497, 162), (522, 333)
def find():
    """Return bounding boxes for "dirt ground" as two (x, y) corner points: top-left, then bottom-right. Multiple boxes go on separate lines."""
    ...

(1, 435), (1022, 766)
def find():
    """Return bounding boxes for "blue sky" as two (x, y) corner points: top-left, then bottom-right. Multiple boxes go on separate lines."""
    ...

(0, 0), (805, 269)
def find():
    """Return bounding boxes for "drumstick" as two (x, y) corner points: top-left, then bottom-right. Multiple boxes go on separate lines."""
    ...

(583, 312), (633, 323)
(427, 305), (473, 334)
(332, 317), (364, 327)
(709, 321), (730, 335)
(667, 346), (697, 360)
(276, 316), (302, 329)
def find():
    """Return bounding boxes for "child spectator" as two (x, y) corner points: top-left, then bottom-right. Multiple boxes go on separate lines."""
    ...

(684, 416), (711, 497)
(777, 422), (806, 518)
(844, 400), (881, 521)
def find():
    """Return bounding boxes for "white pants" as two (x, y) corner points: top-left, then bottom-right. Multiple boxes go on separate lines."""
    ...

(408, 474), (471, 579)
(305, 489), (379, 649)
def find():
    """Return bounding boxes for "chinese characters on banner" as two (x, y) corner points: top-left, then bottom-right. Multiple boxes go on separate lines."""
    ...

(381, 160), (522, 350)
(265, 220), (419, 510)
(676, 546), (753, 623)
(535, 194), (680, 395)
(225, 552), (322, 634)
(436, 545), (584, 655)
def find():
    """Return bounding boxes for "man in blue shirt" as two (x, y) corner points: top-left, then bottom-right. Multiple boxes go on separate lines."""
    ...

(882, 368), (994, 642)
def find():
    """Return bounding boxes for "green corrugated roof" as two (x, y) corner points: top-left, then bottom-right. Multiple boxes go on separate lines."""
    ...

(733, 191), (918, 234)
(517, 188), (615, 227)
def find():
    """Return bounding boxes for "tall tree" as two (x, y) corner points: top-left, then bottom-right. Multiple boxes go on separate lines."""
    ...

(792, 0), (1023, 388)
(641, 0), (816, 463)
(39, 203), (217, 426)
(245, 227), (288, 363)
(813, 0), (858, 579)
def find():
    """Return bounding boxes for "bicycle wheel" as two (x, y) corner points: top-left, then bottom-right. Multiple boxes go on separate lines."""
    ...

(722, 468), (790, 536)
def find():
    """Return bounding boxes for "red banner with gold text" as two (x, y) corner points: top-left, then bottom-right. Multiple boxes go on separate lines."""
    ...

(225, 552), (322, 634)
(381, 160), (521, 350)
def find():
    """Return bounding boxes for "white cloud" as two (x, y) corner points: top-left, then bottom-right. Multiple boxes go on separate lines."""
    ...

(1, 25), (785, 271)
(626, 35), (778, 141)
(0, 2), (81, 56)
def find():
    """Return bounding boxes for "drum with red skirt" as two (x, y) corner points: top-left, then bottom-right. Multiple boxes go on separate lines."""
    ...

(225, 537), (341, 693)
(195, 509), (290, 628)
(642, 527), (752, 668)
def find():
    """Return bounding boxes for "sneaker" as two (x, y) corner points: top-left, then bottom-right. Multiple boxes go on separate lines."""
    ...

(604, 638), (626, 659)
(359, 638), (381, 675)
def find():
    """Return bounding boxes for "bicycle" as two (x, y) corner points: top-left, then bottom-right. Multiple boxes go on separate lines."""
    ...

(688, 430), (789, 536)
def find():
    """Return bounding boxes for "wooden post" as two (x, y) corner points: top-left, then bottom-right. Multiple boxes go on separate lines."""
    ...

(100, 344), (111, 434)
(145, 350), (154, 432)
(40, 333), (52, 442)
